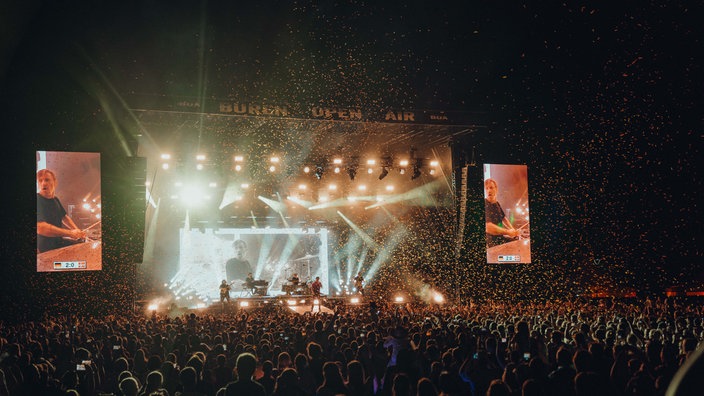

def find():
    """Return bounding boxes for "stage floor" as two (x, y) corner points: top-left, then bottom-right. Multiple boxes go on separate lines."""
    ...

(142, 294), (360, 316)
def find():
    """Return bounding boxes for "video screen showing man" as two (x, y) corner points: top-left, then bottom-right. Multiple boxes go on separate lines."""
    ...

(36, 151), (102, 272)
(483, 164), (531, 264)
(225, 239), (253, 283)
(484, 178), (520, 247)
(37, 169), (87, 252)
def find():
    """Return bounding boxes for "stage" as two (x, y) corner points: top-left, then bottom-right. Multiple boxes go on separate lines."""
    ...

(139, 293), (367, 316)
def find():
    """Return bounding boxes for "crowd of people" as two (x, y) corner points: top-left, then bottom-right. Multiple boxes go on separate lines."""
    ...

(1, 295), (702, 396)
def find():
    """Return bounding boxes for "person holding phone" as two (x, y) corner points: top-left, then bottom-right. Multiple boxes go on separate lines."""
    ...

(36, 169), (86, 253)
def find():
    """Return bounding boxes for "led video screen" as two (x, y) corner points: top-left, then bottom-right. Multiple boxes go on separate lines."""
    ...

(484, 164), (531, 264)
(36, 151), (102, 271)
(170, 227), (329, 303)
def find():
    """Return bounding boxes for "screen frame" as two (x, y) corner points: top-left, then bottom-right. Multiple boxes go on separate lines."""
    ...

(483, 163), (531, 264)
(36, 150), (102, 272)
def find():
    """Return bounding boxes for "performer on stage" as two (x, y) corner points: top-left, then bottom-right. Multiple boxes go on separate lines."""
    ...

(310, 276), (323, 312)
(484, 178), (520, 248)
(226, 239), (253, 283)
(353, 271), (364, 295)
(244, 272), (255, 294)
(219, 280), (231, 304)
(311, 276), (322, 297)
(36, 169), (86, 253)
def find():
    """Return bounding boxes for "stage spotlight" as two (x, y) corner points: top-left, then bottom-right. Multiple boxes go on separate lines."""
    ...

(315, 166), (324, 180)
(398, 159), (408, 174)
(378, 167), (389, 180)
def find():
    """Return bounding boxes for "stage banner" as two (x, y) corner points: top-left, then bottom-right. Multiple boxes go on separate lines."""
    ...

(128, 95), (486, 126)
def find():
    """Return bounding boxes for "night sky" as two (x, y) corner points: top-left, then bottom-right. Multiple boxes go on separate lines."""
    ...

(1, 1), (702, 310)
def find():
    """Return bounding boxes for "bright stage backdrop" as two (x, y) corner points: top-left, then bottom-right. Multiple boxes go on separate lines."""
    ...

(170, 227), (329, 304)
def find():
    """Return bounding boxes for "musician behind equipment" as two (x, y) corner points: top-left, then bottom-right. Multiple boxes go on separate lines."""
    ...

(354, 271), (364, 295)
(243, 272), (255, 293)
(289, 273), (300, 285)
